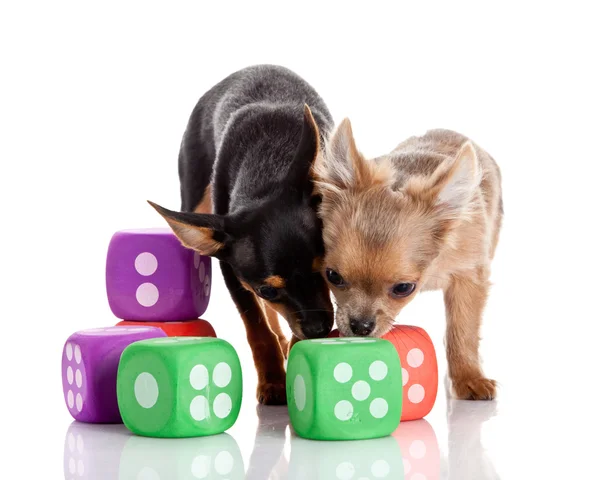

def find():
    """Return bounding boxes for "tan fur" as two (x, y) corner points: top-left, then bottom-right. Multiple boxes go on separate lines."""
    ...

(315, 122), (502, 400)
(261, 300), (290, 359)
(264, 275), (286, 289)
(193, 184), (213, 214)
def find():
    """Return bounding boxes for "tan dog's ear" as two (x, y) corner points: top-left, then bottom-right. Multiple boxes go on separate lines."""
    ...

(147, 201), (227, 256)
(314, 119), (364, 191)
(406, 141), (482, 218)
(315, 118), (392, 192)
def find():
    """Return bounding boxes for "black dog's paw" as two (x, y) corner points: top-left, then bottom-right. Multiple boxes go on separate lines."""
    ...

(257, 382), (287, 405)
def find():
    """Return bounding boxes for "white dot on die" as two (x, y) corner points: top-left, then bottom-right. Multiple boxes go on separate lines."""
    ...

(76, 394), (83, 412)
(369, 360), (388, 381)
(294, 375), (306, 411)
(67, 390), (74, 408)
(204, 276), (210, 297)
(190, 395), (209, 421)
(69, 458), (76, 473)
(410, 439), (426, 459)
(351, 381), (371, 401)
(134, 372), (159, 408)
(408, 384), (425, 404)
(190, 365), (209, 390)
(136, 283), (160, 307)
(213, 393), (233, 419)
(66, 343), (73, 361)
(407, 348), (424, 368)
(402, 368), (409, 386)
(369, 398), (388, 419)
(336, 462), (355, 480)
(74, 345), (82, 364)
(76, 435), (84, 453)
(403, 458), (412, 474)
(334, 363), (353, 383)
(68, 433), (75, 452)
(199, 262), (205, 282)
(67, 367), (74, 385)
(76, 370), (82, 388)
(334, 400), (354, 421)
(213, 362), (232, 388)
(194, 252), (200, 269)
(214, 450), (234, 475)
(137, 466), (160, 480)
(134, 252), (158, 276)
(77, 459), (84, 475)
(371, 459), (391, 478)
(191, 454), (210, 479)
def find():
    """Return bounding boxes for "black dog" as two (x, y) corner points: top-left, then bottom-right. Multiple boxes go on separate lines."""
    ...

(150, 65), (334, 404)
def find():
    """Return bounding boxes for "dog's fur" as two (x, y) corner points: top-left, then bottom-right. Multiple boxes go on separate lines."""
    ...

(314, 121), (502, 400)
(149, 65), (334, 405)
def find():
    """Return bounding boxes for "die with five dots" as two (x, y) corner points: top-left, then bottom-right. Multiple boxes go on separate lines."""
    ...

(61, 326), (167, 423)
(117, 337), (242, 438)
(287, 337), (403, 440)
(106, 228), (211, 321)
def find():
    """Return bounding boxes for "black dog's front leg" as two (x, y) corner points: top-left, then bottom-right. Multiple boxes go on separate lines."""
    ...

(219, 260), (287, 405)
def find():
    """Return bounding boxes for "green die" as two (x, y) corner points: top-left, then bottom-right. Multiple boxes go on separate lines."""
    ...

(286, 337), (403, 440)
(117, 337), (242, 438)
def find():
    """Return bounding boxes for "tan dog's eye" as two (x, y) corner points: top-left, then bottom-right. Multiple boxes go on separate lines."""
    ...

(391, 283), (416, 298)
(326, 268), (346, 288)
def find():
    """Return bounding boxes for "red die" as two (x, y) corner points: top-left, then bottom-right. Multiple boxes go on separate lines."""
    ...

(393, 418), (440, 479)
(115, 319), (216, 338)
(329, 324), (438, 421)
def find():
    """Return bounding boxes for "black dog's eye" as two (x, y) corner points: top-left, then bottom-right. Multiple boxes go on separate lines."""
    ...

(326, 268), (345, 287)
(391, 283), (416, 298)
(258, 285), (279, 300)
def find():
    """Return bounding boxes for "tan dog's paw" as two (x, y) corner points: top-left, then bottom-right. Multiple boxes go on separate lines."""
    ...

(257, 382), (287, 405)
(453, 377), (497, 400)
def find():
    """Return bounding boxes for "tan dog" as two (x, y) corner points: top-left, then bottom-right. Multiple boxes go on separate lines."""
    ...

(313, 121), (502, 400)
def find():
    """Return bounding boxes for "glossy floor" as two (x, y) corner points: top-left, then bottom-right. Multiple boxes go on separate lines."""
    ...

(62, 396), (493, 480)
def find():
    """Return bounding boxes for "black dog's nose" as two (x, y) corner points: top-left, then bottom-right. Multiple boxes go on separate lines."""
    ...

(349, 317), (375, 336)
(302, 322), (332, 339)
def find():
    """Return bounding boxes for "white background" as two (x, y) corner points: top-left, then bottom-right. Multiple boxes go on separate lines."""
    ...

(1, 1), (599, 478)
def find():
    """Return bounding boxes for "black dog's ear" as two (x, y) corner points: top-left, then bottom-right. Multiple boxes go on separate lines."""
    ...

(287, 104), (321, 184)
(147, 201), (228, 256)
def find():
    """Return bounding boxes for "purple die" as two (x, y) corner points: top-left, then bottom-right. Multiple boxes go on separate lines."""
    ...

(61, 326), (166, 423)
(105, 228), (212, 321)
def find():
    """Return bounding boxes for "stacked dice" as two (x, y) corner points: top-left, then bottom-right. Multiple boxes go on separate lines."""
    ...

(61, 227), (245, 437)
(107, 228), (216, 338)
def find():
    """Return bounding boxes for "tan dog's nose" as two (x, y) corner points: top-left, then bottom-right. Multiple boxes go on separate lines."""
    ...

(349, 317), (375, 336)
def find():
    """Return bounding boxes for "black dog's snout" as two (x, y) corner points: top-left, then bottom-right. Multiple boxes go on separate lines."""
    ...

(302, 322), (332, 339)
(349, 317), (375, 336)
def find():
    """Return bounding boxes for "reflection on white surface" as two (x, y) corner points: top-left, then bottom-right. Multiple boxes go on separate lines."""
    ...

(120, 433), (245, 480)
(62, 396), (501, 480)
(446, 398), (500, 480)
(63, 422), (131, 479)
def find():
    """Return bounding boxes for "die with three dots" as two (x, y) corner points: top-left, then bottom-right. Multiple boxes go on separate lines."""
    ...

(117, 337), (242, 437)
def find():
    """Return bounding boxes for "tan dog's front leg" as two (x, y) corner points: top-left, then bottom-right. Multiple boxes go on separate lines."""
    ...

(444, 269), (496, 400)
